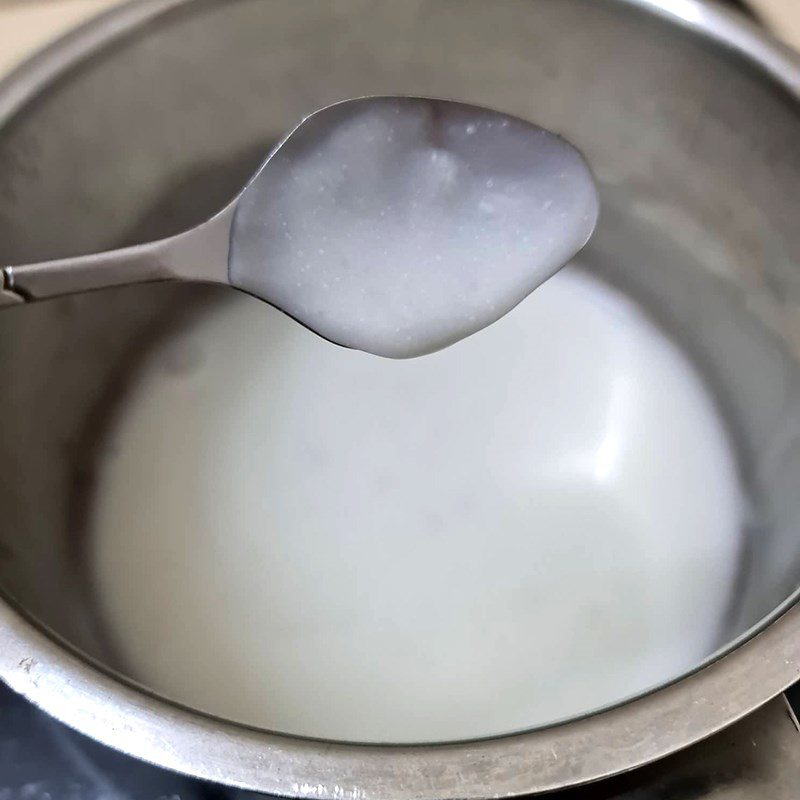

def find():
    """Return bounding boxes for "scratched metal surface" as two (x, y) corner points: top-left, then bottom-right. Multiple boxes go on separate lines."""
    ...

(0, 678), (797, 800)
(0, 681), (205, 800)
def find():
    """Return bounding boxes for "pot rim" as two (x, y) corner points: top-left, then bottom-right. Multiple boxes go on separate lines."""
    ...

(1, 1), (800, 797)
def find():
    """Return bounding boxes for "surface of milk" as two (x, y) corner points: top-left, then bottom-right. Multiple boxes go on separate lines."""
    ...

(229, 98), (598, 358)
(90, 266), (742, 743)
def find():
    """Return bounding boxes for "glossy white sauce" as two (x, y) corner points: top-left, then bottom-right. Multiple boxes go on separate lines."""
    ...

(90, 266), (742, 743)
(229, 98), (598, 358)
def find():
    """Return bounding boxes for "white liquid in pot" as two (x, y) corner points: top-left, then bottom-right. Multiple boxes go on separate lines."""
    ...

(90, 266), (743, 743)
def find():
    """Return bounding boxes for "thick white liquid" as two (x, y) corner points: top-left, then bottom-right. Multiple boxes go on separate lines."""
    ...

(230, 98), (598, 358)
(90, 267), (742, 743)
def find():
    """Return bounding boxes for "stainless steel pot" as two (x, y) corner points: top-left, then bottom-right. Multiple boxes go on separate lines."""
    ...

(2, 0), (800, 797)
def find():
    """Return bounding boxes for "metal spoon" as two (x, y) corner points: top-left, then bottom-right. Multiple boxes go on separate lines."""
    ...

(1, 96), (598, 358)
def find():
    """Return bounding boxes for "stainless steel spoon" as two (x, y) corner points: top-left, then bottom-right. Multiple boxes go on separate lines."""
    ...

(1, 96), (598, 358)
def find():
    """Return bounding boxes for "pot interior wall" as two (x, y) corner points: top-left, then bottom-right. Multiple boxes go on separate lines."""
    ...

(1, 0), (800, 734)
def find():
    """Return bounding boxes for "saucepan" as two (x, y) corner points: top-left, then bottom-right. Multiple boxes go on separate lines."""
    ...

(1, 0), (800, 797)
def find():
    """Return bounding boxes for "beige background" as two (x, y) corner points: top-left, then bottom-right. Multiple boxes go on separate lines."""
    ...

(750, 1), (800, 50)
(0, 0), (121, 75)
(0, 0), (798, 77)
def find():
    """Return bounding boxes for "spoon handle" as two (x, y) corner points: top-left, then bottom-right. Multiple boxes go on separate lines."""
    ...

(3, 239), (176, 305)
(2, 205), (234, 306)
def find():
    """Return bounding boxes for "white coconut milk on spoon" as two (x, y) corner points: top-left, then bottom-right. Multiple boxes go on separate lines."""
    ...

(3, 96), (599, 357)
